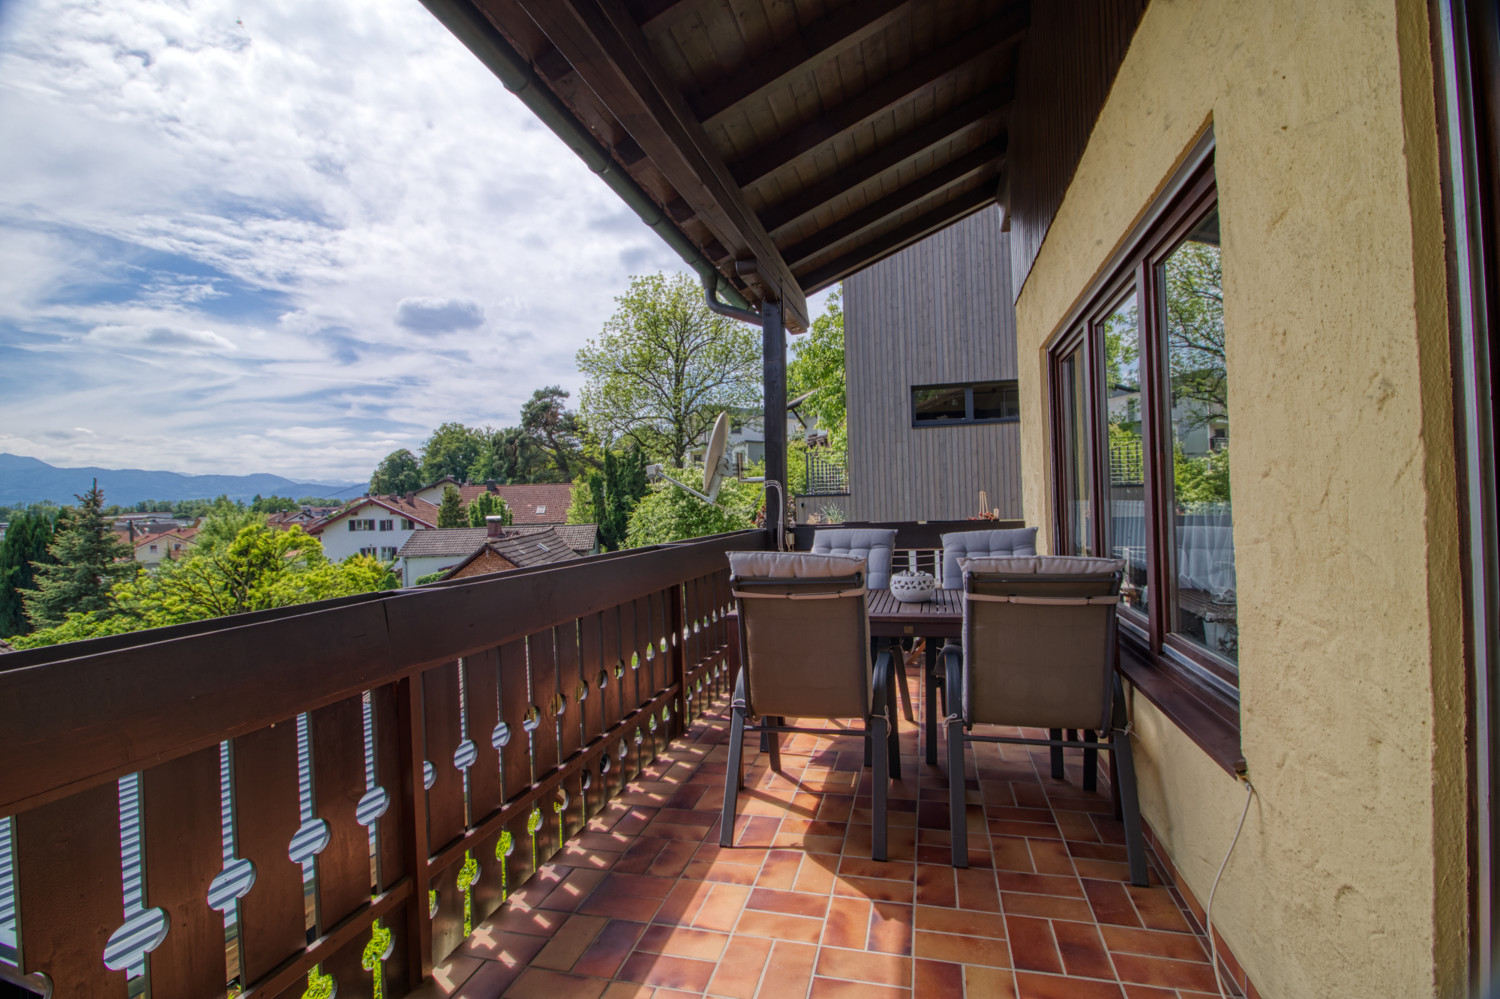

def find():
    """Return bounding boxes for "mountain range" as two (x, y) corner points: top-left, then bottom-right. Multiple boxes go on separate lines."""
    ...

(0, 454), (364, 507)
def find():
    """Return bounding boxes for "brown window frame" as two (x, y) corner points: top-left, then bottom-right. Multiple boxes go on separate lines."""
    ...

(1046, 133), (1243, 773)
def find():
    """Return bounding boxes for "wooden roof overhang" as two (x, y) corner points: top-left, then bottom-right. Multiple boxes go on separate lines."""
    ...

(421, 0), (1028, 331)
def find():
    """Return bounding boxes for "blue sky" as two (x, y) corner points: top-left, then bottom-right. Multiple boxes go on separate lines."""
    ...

(0, 0), (831, 482)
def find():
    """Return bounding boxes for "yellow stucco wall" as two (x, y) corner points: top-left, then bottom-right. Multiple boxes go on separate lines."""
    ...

(1011, 2), (1466, 996)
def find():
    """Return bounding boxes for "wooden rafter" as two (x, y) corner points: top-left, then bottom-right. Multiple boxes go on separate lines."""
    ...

(797, 185), (998, 290)
(781, 141), (1005, 270)
(514, 0), (809, 329)
(759, 88), (1012, 235)
(690, 0), (914, 125)
(728, 6), (1029, 188)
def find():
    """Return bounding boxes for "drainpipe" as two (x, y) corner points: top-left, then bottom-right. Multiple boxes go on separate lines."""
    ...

(418, 0), (754, 313)
(701, 272), (761, 325)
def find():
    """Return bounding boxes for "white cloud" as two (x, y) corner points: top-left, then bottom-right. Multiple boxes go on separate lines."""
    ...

(0, 0), (835, 484)
(85, 323), (238, 353)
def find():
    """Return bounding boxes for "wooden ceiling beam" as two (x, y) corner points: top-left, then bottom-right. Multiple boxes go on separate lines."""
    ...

(760, 90), (1010, 234)
(691, 0), (914, 125)
(728, 6), (1028, 189)
(625, 0), (697, 35)
(797, 185), (998, 291)
(782, 141), (1005, 270)
(514, 0), (809, 329)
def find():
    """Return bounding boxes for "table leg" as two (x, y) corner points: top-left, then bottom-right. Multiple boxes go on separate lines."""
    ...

(924, 638), (941, 766)
(895, 640), (915, 723)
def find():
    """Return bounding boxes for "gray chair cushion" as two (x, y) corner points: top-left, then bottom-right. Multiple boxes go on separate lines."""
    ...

(809, 528), (899, 589)
(726, 550), (872, 719)
(940, 527), (1039, 588)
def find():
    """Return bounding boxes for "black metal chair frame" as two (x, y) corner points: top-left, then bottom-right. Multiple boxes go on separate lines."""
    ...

(721, 577), (900, 860)
(942, 580), (1150, 886)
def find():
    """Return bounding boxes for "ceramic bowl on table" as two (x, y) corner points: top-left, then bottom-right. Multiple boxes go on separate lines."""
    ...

(890, 569), (936, 603)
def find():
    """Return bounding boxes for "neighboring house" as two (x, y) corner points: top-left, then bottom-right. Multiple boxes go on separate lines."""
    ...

(309, 495), (437, 564)
(397, 522), (598, 584)
(266, 506), (341, 532)
(411, 479), (575, 525)
(842, 207), (1021, 523)
(441, 527), (581, 581)
(132, 528), (198, 565)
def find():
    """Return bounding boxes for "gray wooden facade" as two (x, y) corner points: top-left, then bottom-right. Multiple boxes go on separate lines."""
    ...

(843, 207), (1021, 522)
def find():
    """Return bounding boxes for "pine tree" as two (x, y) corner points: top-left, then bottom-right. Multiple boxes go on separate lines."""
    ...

(437, 484), (466, 529)
(23, 480), (136, 628)
(0, 512), (56, 637)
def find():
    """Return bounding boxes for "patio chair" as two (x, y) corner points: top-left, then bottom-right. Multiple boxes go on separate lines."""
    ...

(944, 556), (1149, 886)
(809, 527), (898, 588)
(928, 527), (1039, 740)
(809, 527), (912, 718)
(723, 550), (900, 860)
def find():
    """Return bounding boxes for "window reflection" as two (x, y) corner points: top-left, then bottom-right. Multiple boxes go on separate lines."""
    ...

(1102, 294), (1147, 613)
(1163, 209), (1235, 661)
(1059, 349), (1092, 555)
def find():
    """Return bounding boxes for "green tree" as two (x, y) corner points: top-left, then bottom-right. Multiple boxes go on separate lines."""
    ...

(12, 526), (399, 648)
(195, 496), (266, 550)
(23, 480), (136, 628)
(520, 386), (588, 481)
(421, 424), (492, 484)
(589, 449), (650, 550)
(490, 425), (551, 484)
(467, 492), (512, 527)
(788, 288), (846, 435)
(624, 478), (759, 547)
(250, 494), (298, 513)
(437, 484), (466, 528)
(370, 449), (425, 495)
(578, 272), (761, 467)
(0, 512), (56, 637)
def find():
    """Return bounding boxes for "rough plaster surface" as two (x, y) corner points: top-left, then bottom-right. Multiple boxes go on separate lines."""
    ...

(1011, 1), (1465, 995)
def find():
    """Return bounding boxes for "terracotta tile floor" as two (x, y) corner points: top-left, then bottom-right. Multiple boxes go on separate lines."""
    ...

(414, 656), (1241, 999)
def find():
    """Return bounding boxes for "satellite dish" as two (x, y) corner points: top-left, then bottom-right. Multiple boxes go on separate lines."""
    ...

(703, 412), (730, 502)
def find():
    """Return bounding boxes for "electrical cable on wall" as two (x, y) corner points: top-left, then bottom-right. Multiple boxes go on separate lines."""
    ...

(1206, 777), (1255, 999)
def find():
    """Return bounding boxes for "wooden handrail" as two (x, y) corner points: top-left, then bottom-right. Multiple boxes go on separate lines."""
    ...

(0, 529), (763, 998)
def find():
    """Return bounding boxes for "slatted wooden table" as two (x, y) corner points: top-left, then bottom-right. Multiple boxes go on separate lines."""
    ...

(867, 589), (962, 764)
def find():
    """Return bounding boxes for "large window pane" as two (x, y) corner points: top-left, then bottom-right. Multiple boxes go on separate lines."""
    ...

(972, 382), (1019, 421)
(1103, 293), (1147, 612)
(913, 385), (966, 423)
(1162, 209), (1235, 662)
(1059, 349), (1093, 555)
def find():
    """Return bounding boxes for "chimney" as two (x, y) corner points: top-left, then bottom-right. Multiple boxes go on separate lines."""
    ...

(486, 515), (507, 538)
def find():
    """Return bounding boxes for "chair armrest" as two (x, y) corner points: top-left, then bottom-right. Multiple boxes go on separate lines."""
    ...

(942, 645), (963, 724)
(871, 648), (894, 718)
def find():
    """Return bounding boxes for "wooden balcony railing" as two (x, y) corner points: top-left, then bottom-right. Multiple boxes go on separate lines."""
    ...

(0, 529), (764, 999)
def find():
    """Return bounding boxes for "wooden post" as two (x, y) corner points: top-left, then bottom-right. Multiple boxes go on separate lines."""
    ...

(762, 297), (786, 546)
(394, 675), (434, 982)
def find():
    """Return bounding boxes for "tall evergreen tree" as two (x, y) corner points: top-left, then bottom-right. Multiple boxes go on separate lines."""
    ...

(24, 480), (136, 628)
(596, 449), (651, 550)
(0, 512), (56, 637)
(437, 484), (466, 529)
(466, 492), (512, 527)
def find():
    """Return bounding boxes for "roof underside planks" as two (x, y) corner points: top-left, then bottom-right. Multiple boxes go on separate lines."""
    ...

(424, 0), (1028, 333)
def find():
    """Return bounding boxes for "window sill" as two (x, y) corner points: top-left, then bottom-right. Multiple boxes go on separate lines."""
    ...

(1118, 634), (1243, 776)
